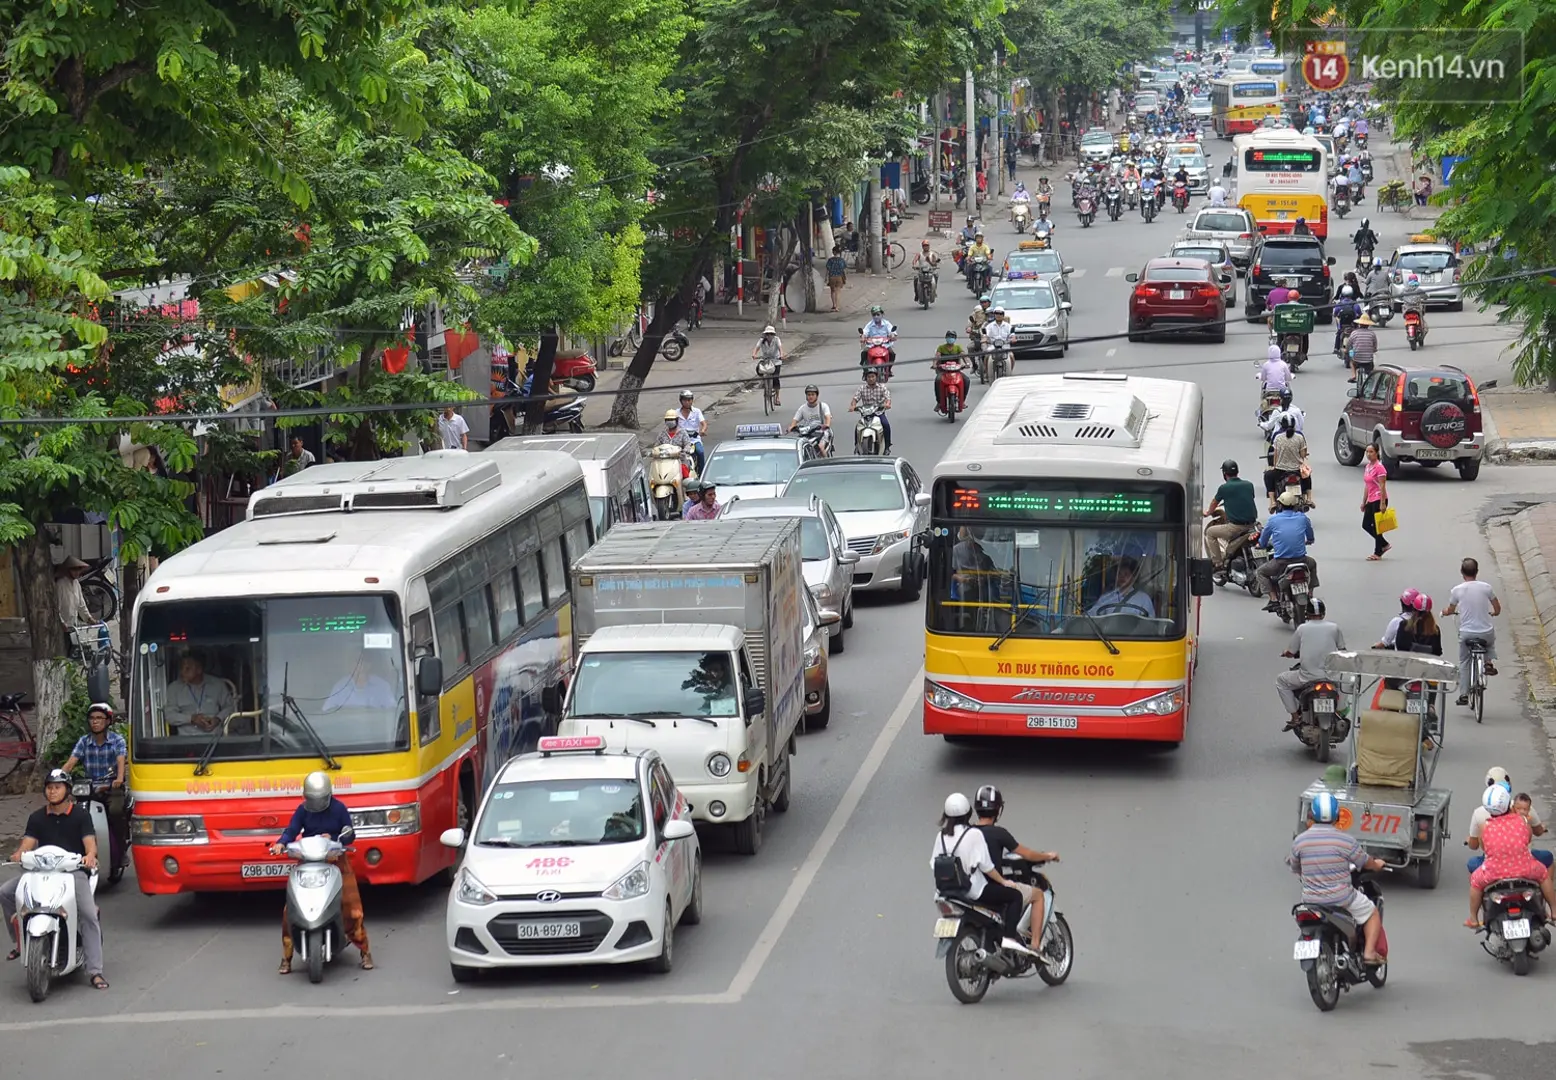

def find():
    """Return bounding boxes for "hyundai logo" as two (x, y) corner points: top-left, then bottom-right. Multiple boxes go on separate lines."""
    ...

(535, 890), (563, 904)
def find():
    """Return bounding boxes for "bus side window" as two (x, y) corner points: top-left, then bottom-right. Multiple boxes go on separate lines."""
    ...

(410, 611), (440, 744)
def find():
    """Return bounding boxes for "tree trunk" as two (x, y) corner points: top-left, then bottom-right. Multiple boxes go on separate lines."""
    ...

(522, 330), (559, 434)
(349, 334), (385, 461)
(767, 226), (798, 325)
(16, 530), (71, 788)
(30, 659), (72, 785)
(797, 208), (818, 314)
(606, 296), (689, 431)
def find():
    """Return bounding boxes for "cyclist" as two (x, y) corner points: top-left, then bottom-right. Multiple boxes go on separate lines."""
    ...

(1440, 557), (1500, 707)
(751, 325), (786, 408)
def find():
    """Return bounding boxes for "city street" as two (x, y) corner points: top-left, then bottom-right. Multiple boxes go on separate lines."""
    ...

(6, 139), (1552, 1079)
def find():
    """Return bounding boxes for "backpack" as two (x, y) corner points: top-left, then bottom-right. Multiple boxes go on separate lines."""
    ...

(932, 829), (974, 894)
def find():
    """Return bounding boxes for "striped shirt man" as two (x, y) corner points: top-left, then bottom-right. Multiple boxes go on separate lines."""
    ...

(1347, 325), (1378, 367)
(1288, 823), (1367, 905)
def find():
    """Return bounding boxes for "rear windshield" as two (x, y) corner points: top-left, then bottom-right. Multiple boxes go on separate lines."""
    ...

(1397, 250), (1458, 272)
(1195, 213), (1250, 232)
(1146, 267), (1213, 283)
(1260, 244), (1325, 267)
(1402, 372), (1472, 406)
(1172, 248), (1226, 264)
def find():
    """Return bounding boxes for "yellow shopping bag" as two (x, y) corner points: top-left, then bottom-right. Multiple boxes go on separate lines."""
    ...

(1374, 506), (1399, 535)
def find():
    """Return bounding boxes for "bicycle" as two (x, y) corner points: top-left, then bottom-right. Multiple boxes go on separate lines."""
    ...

(79, 556), (119, 623)
(882, 238), (907, 271)
(756, 360), (778, 416)
(1463, 636), (1489, 724)
(0, 692), (36, 783)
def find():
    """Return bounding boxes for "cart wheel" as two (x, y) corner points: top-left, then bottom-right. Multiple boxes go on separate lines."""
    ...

(1416, 834), (1443, 889)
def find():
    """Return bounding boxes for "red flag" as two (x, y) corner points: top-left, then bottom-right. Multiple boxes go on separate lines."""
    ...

(381, 345), (410, 373)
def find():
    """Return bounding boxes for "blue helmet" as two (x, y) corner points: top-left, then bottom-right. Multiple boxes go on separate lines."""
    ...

(1311, 791), (1341, 824)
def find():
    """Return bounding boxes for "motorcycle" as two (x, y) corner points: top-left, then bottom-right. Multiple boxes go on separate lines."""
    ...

(541, 395), (587, 435)
(281, 830), (356, 984)
(936, 357), (969, 422)
(1141, 192), (1157, 223)
(1355, 132), (1369, 150)
(990, 344), (1009, 383)
(1171, 181), (1190, 213)
(1293, 867), (1388, 1012)
(1123, 180), (1140, 210)
(648, 441), (693, 518)
(550, 350), (600, 393)
(491, 381), (588, 438)
(1476, 875), (1553, 976)
(1104, 189), (1123, 221)
(1031, 220), (1053, 248)
(1012, 202), (1031, 234)
(1334, 313), (1358, 358)
(1354, 248), (1374, 273)
(73, 781), (129, 887)
(659, 326), (691, 362)
(1269, 326), (1307, 371)
(1287, 668), (1348, 762)
(966, 256), (992, 296)
(1367, 296), (1393, 327)
(6, 846), (98, 1002)
(1258, 385), (1286, 424)
(1360, 157), (1374, 183)
(1207, 513), (1269, 595)
(853, 405), (886, 456)
(1333, 185), (1351, 218)
(860, 331), (894, 380)
(934, 856), (1072, 1005)
(1077, 195), (1096, 228)
(1276, 562), (1314, 625)
(915, 265), (938, 309)
(794, 418), (833, 457)
(1404, 309), (1426, 350)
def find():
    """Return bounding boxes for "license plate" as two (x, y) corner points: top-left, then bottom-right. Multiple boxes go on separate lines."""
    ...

(1012, 334), (1034, 343)
(934, 917), (961, 939)
(514, 920), (583, 940)
(1026, 716), (1079, 730)
(1290, 583), (1308, 595)
(1415, 449), (1452, 460)
(240, 863), (292, 879)
(1293, 938), (1321, 960)
(1312, 698), (1335, 713)
(1504, 918), (1532, 940)
(1169, 290), (1187, 300)
(1405, 698), (1427, 714)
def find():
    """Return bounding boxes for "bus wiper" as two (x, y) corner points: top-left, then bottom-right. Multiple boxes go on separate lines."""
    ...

(989, 598), (1048, 652)
(193, 721), (229, 776)
(1078, 610), (1122, 656)
(280, 662), (341, 770)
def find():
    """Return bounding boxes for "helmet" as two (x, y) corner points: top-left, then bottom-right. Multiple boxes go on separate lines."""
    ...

(1296, 216), (1307, 224)
(1310, 597), (1326, 618)
(979, 294), (991, 304)
(303, 771), (333, 813)
(1483, 784), (1512, 817)
(974, 231), (984, 239)
(804, 384), (818, 394)
(1405, 273), (1420, 285)
(664, 409), (679, 422)
(870, 305), (884, 316)
(1360, 217), (1370, 229)
(1281, 412), (1297, 431)
(943, 792), (972, 819)
(1486, 766), (1512, 789)
(1340, 285), (1355, 297)
(1311, 791), (1340, 823)
(1220, 459), (1239, 476)
(1015, 181), (1026, 191)
(1412, 593), (1432, 613)
(990, 306), (1005, 315)
(944, 330), (958, 340)
(1277, 490), (1302, 508)
(973, 784), (1004, 818)
(1400, 587), (1420, 608)
(679, 389), (694, 400)
(88, 701), (114, 719)
(1372, 256), (1383, 268)
(921, 238), (931, 247)
(863, 366), (880, 379)
(966, 215), (976, 225)
(44, 768), (72, 788)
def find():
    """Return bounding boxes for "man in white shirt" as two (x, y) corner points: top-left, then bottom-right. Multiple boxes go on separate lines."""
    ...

(165, 652), (236, 735)
(1207, 181), (1229, 206)
(1088, 557), (1156, 617)
(1440, 556), (1500, 704)
(53, 556), (94, 628)
(437, 405), (470, 450)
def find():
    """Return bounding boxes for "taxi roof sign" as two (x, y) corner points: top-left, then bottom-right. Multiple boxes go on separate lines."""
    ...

(736, 423), (785, 439)
(537, 735), (606, 756)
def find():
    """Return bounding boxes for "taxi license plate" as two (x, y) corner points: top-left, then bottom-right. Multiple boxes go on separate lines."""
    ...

(1169, 290), (1187, 300)
(934, 917), (961, 938)
(1504, 918), (1532, 940)
(1405, 698), (1428, 714)
(514, 920), (583, 940)
(1312, 698), (1335, 713)
(1027, 716), (1079, 730)
(1415, 449), (1452, 460)
(1293, 939), (1321, 960)
(1290, 583), (1309, 595)
(240, 863), (292, 879)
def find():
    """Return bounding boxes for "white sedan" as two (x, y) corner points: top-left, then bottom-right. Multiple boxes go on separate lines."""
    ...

(443, 735), (701, 979)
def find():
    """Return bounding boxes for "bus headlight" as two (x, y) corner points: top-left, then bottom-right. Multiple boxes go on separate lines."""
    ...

(924, 679), (982, 712)
(1122, 687), (1186, 717)
(350, 804), (421, 837)
(131, 815), (209, 845)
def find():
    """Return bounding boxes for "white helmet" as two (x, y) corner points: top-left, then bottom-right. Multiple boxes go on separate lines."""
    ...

(1486, 766), (1512, 789)
(303, 771), (333, 812)
(1483, 784), (1512, 817)
(1340, 285), (1355, 297)
(943, 792), (972, 818)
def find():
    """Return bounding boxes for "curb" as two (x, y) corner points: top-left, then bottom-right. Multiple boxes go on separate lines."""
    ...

(1486, 513), (1556, 771)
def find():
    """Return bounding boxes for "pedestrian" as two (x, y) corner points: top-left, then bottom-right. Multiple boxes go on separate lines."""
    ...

(285, 436), (315, 476)
(437, 405), (469, 450)
(1360, 443), (1391, 560)
(1414, 174), (1432, 206)
(825, 246), (848, 312)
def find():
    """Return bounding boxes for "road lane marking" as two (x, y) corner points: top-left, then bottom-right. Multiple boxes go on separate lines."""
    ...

(723, 669), (923, 999)
(1106, 348), (1118, 357)
(1105, 267), (1125, 278)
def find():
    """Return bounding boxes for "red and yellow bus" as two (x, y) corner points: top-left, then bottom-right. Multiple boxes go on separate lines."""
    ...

(1234, 129), (1331, 239)
(127, 451), (593, 892)
(923, 373), (1209, 746)
(1210, 75), (1282, 137)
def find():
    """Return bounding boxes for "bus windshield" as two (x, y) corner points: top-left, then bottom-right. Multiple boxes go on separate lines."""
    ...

(132, 594), (410, 762)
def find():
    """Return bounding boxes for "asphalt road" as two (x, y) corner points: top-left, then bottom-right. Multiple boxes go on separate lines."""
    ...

(6, 138), (1554, 1080)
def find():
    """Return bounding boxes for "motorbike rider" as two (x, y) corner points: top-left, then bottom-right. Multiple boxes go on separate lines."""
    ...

(1258, 344), (1293, 395)
(848, 367), (893, 454)
(983, 307), (1015, 377)
(1466, 784), (1556, 929)
(973, 785), (1060, 944)
(933, 330), (969, 415)
(1263, 407), (1311, 507)
(960, 215), (981, 245)
(1035, 176), (1053, 205)
(270, 771), (372, 973)
(788, 385), (833, 455)
(1376, 588), (1422, 649)
(656, 409), (696, 454)
(61, 702), (128, 861)
(1139, 172), (1159, 211)
(1332, 285), (1362, 355)
(1009, 181), (1032, 216)
(1330, 168), (1352, 205)
(1346, 313), (1379, 382)
(2, 768), (107, 988)
(967, 293), (992, 348)
(1352, 218), (1378, 264)
(752, 325), (786, 408)
(963, 232), (994, 286)
(859, 305), (898, 370)
(674, 389), (709, 475)
(1291, 792), (1387, 966)
(1346, 158), (1366, 200)
(911, 240), (940, 303)
(1399, 272), (1429, 331)
(1207, 178), (1229, 206)
(1257, 490), (1320, 612)
(1292, 216), (1312, 236)
(684, 479), (720, 520)
(1204, 459), (1260, 575)
(1467, 767), (1552, 874)
(1277, 598), (1347, 730)
(932, 793), (1035, 956)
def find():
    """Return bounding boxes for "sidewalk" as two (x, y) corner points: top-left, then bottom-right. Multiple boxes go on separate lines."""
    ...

(1482, 387), (1556, 462)
(0, 792), (31, 851)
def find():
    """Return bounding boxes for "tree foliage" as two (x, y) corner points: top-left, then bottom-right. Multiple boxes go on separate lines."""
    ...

(1002, 0), (1172, 126)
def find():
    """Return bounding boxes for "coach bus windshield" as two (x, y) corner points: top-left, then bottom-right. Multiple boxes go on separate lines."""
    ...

(131, 594), (410, 762)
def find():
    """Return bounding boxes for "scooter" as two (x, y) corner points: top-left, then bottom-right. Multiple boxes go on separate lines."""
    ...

(1077, 195), (1096, 227)
(1403, 309), (1426, 350)
(1276, 562), (1314, 625)
(860, 331), (894, 380)
(934, 855), (1072, 1005)
(541, 395), (588, 435)
(1123, 179), (1140, 210)
(1031, 220), (1054, 248)
(550, 350), (599, 392)
(1476, 874), (1553, 976)
(853, 405), (886, 455)
(1171, 181), (1190, 213)
(1141, 192), (1157, 223)
(1206, 513), (1269, 595)
(281, 830), (355, 984)
(7, 846), (98, 1002)
(1105, 188), (1123, 221)
(966, 256), (992, 295)
(1333, 185), (1351, 218)
(1012, 202), (1031, 234)
(1287, 668), (1348, 763)
(794, 419), (833, 457)
(74, 781), (129, 887)
(1257, 385), (1286, 424)
(936, 357), (969, 422)
(660, 327), (690, 362)
(1293, 867), (1388, 1012)
(1367, 296), (1393, 327)
(915, 265), (938, 309)
(648, 442), (692, 518)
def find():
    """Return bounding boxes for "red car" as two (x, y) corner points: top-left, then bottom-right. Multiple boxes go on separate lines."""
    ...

(1125, 257), (1229, 343)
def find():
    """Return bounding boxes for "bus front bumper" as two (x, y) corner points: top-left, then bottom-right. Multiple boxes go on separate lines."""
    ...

(922, 680), (1186, 742)
(130, 831), (427, 894)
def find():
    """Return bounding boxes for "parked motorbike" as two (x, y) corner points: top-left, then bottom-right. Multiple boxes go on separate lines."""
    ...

(648, 442), (692, 518)
(491, 381), (588, 438)
(1105, 189), (1123, 221)
(854, 405), (886, 456)
(281, 830), (356, 984)
(73, 781), (129, 887)
(1276, 562), (1314, 625)
(1288, 669), (1348, 762)
(1476, 875), (1553, 976)
(966, 257), (992, 295)
(1012, 203), (1031, 234)
(934, 856), (1072, 1005)
(7, 846), (98, 1002)
(936, 357), (968, 422)
(1077, 195), (1096, 228)
(541, 395), (587, 435)
(1404, 309), (1426, 350)
(1171, 181), (1190, 213)
(660, 327), (690, 362)
(1293, 867), (1388, 1012)
(915, 265), (938, 309)
(550, 350), (599, 393)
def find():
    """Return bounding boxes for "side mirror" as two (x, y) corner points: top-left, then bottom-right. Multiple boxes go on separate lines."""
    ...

(338, 826), (355, 844)
(914, 491), (931, 507)
(439, 827), (466, 849)
(1062, 266), (1074, 274)
(1189, 557), (1215, 597)
(819, 608), (842, 628)
(1125, 272), (1140, 282)
(662, 818), (696, 842)
(742, 687), (767, 719)
(1345, 385), (1359, 398)
(1220, 273), (1232, 284)
(415, 655), (443, 698)
(839, 550), (860, 565)
(1060, 301), (1073, 312)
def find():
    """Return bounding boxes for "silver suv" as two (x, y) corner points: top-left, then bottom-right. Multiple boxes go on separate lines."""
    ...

(717, 494), (858, 651)
(782, 457), (930, 601)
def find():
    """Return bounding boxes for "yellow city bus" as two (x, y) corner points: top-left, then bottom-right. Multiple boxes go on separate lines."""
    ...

(923, 373), (1211, 746)
(126, 451), (593, 893)
(1209, 75), (1282, 137)
(1234, 129), (1331, 239)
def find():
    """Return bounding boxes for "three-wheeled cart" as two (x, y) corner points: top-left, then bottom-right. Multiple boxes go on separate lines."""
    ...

(1295, 650), (1459, 889)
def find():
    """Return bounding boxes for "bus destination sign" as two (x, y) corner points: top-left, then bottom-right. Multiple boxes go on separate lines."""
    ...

(940, 481), (1170, 523)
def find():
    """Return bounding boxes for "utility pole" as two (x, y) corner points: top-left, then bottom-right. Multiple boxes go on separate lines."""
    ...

(964, 68), (976, 214)
(931, 91), (941, 211)
(866, 173), (882, 274)
(994, 50), (1005, 197)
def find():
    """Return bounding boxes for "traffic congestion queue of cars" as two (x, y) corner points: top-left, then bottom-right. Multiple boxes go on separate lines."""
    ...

(441, 431), (933, 981)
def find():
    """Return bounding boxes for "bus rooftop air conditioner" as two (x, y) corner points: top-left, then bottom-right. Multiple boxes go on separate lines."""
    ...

(993, 392), (1149, 448)
(247, 456), (503, 519)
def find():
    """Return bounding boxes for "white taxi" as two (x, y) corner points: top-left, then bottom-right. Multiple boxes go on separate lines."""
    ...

(441, 735), (702, 980)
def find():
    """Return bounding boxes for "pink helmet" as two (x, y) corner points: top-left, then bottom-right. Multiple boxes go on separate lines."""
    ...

(1413, 593), (1433, 613)
(1400, 588), (1420, 608)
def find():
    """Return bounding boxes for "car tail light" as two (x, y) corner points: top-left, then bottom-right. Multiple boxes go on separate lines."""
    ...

(1322, 263), (1331, 279)
(1467, 378), (1481, 413)
(1393, 374), (1406, 413)
(1251, 262), (1261, 277)
(1137, 285), (1160, 297)
(1198, 285), (1221, 298)
(1453, 267), (1462, 282)
(1239, 232), (1253, 240)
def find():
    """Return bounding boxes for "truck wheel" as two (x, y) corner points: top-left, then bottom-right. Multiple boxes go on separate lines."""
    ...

(772, 752), (792, 813)
(731, 798), (764, 855)
(1416, 834), (1443, 889)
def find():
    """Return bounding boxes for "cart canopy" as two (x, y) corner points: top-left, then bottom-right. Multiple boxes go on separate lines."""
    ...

(1322, 649), (1458, 687)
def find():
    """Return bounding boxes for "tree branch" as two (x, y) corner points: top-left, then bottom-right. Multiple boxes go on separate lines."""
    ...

(78, 62), (151, 121)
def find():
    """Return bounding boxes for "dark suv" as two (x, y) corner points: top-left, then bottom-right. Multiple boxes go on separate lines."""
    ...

(1333, 363), (1485, 480)
(1245, 235), (1336, 324)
